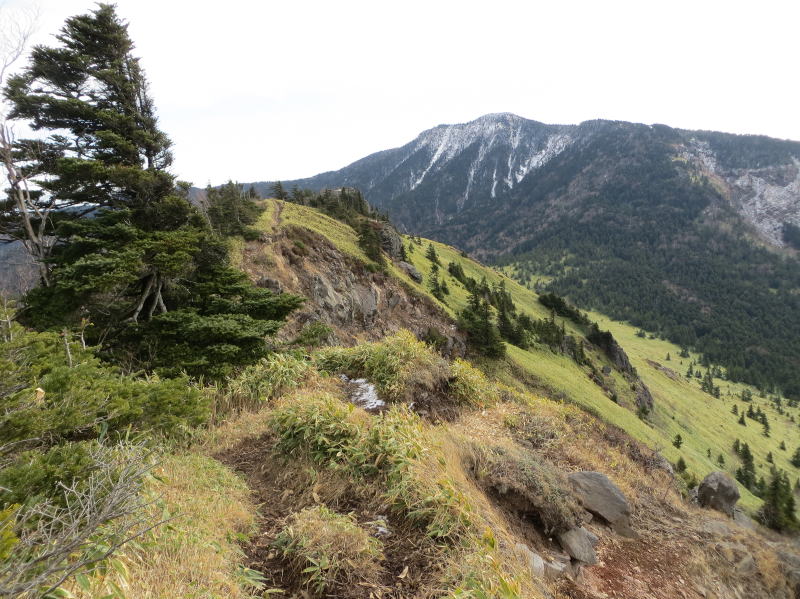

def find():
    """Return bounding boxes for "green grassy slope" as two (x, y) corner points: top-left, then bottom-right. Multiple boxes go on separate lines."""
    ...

(259, 199), (800, 514)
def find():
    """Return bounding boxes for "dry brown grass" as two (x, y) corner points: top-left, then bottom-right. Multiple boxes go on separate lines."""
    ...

(274, 505), (385, 596)
(65, 453), (258, 599)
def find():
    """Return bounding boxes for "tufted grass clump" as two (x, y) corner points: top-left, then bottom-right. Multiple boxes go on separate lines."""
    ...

(448, 358), (501, 407)
(315, 329), (448, 401)
(228, 352), (315, 404)
(273, 505), (383, 596)
(467, 444), (582, 536)
(371, 408), (474, 539)
(268, 393), (371, 471)
(269, 394), (473, 540)
(448, 538), (528, 599)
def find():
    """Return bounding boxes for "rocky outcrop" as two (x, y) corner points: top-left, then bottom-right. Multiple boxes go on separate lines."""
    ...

(778, 551), (800, 599)
(697, 472), (740, 517)
(256, 276), (283, 293)
(588, 327), (655, 412)
(514, 543), (583, 584)
(634, 382), (654, 412)
(515, 543), (545, 578)
(239, 224), (465, 356)
(557, 527), (598, 565)
(568, 471), (635, 538)
(586, 328), (635, 377)
(378, 223), (404, 261)
(398, 261), (423, 283)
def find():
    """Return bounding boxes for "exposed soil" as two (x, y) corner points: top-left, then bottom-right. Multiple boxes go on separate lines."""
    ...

(215, 432), (446, 599)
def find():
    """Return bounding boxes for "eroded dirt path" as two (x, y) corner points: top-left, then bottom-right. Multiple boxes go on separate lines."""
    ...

(215, 431), (445, 599)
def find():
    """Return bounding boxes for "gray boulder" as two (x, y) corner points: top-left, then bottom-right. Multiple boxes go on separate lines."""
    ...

(568, 471), (635, 537)
(557, 527), (598, 565)
(514, 543), (545, 578)
(378, 224), (404, 261)
(697, 472), (740, 517)
(398, 261), (423, 283)
(544, 559), (568, 581)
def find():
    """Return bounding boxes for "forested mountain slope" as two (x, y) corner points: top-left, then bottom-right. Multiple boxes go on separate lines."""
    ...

(246, 114), (800, 400)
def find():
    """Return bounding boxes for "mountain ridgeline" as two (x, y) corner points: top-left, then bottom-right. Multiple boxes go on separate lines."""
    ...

(248, 114), (800, 398)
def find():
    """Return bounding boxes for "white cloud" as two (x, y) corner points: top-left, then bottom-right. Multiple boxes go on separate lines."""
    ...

(12, 0), (800, 184)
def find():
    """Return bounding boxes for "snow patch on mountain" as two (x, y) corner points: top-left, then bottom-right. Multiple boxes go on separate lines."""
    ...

(515, 133), (573, 182)
(404, 114), (572, 205)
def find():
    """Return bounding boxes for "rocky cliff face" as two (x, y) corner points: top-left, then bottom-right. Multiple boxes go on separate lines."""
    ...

(680, 136), (800, 246)
(237, 222), (465, 356)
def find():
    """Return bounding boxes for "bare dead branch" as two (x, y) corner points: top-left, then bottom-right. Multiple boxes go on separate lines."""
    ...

(0, 442), (162, 598)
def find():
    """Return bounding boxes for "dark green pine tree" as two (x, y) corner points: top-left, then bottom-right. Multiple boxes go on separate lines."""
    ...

(4, 4), (302, 378)
(791, 447), (800, 468)
(429, 274), (445, 301)
(759, 469), (799, 532)
(205, 181), (261, 237)
(425, 243), (440, 265)
(357, 220), (386, 267)
(458, 290), (505, 358)
(270, 181), (288, 200)
(735, 443), (756, 489)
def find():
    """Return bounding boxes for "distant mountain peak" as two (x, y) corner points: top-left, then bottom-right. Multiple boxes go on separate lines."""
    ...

(245, 113), (800, 249)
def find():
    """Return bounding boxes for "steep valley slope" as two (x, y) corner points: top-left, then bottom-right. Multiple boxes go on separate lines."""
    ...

(67, 198), (800, 598)
(189, 199), (800, 598)
(245, 114), (800, 403)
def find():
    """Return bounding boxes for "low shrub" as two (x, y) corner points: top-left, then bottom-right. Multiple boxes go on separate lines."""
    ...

(269, 396), (472, 540)
(268, 393), (370, 470)
(274, 505), (383, 596)
(0, 330), (209, 445)
(315, 329), (448, 401)
(228, 352), (314, 404)
(0, 442), (97, 507)
(290, 321), (332, 348)
(448, 359), (500, 406)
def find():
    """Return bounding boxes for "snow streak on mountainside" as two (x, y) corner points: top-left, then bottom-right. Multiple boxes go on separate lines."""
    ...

(248, 113), (800, 250)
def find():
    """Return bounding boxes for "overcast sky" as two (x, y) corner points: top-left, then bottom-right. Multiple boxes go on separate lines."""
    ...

(6, 0), (800, 186)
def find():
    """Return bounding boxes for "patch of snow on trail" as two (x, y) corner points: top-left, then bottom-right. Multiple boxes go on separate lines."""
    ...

(340, 374), (385, 411)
